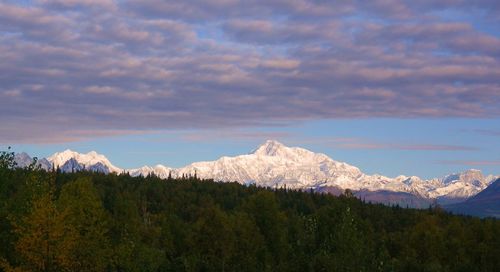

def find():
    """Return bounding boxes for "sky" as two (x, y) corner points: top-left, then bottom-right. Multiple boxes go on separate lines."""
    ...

(1, 0), (499, 179)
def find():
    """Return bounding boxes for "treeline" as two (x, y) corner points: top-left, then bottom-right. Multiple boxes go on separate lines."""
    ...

(0, 151), (499, 271)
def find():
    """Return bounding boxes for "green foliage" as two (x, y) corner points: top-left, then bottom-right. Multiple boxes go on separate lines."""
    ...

(57, 178), (111, 271)
(0, 147), (16, 170)
(0, 151), (499, 271)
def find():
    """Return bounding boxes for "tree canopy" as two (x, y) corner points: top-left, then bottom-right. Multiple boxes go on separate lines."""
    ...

(0, 149), (499, 271)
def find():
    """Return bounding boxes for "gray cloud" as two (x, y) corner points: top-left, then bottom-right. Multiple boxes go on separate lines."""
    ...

(1, 1), (500, 143)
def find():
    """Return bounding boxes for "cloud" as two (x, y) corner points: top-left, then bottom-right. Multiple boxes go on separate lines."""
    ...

(0, 2), (74, 41)
(439, 160), (500, 166)
(395, 145), (478, 151)
(38, 0), (117, 10)
(222, 19), (339, 44)
(286, 137), (478, 152)
(471, 129), (500, 137)
(178, 130), (292, 142)
(334, 139), (478, 151)
(1, 1), (500, 142)
(124, 0), (354, 21)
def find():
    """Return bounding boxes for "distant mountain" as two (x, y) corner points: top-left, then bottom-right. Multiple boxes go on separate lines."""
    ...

(14, 152), (51, 170)
(428, 169), (496, 203)
(444, 179), (500, 218)
(315, 186), (433, 208)
(354, 190), (433, 209)
(170, 140), (496, 201)
(13, 140), (498, 208)
(128, 165), (172, 179)
(60, 158), (85, 173)
(47, 149), (121, 173)
(175, 140), (378, 190)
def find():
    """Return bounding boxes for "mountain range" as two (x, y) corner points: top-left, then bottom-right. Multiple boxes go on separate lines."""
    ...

(13, 140), (498, 215)
(444, 178), (500, 218)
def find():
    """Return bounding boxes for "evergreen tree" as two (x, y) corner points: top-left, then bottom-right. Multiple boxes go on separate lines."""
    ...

(3, 192), (78, 272)
(57, 178), (111, 271)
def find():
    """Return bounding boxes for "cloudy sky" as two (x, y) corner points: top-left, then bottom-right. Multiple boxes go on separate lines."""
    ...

(1, 0), (499, 178)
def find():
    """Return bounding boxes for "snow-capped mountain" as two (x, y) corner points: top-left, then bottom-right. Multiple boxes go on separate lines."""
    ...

(15, 140), (498, 202)
(444, 178), (500, 218)
(128, 164), (173, 179)
(47, 149), (122, 173)
(172, 140), (435, 195)
(175, 140), (367, 189)
(427, 169), (495, 201)
(14, 152), (51, 170)
(172, 140), (496, 199)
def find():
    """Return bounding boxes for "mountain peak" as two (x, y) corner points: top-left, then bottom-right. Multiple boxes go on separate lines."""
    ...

(252, 140), (287, 156)
(47, 149), (121, 173)
(60, 149), (77, 155)
(48, 149), (78, 165)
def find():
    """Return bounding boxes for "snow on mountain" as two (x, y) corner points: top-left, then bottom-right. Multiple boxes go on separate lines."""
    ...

(172, 140), (497, 199)
(427, 169), (496, 200)
(171, 140), (497, 199)
(14, 152), (52, 170)
(175, 140), (368, 189)
(38, 158), (52, 170)
(60, 158), (85, 173)
(444, 178), (500, 218)
(47, 149), (122, 173)
(128, 165), (155, 177)
(19, 140), (497, 201)
(128, 164), (173, 179)
(14, 152), (33, 167)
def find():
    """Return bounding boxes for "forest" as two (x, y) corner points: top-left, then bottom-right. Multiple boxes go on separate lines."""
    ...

(0, 149), (499, 271)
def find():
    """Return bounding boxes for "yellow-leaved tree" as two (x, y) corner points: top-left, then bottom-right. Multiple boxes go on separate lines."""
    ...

(2, 191), (78, 272)
(1, 177), (110, 272)
(57, 178), (111, 271)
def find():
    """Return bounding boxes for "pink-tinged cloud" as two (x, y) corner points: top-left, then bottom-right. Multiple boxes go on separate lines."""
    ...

(334, 139), (478, 151)
(473, 129), (500, 137)
(38, 0), (117, 10)
(397, 145), (478, 151)
(439, 160), (500, 166)
(179, 130), (292, 142)
(0, 1), (500, 142)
